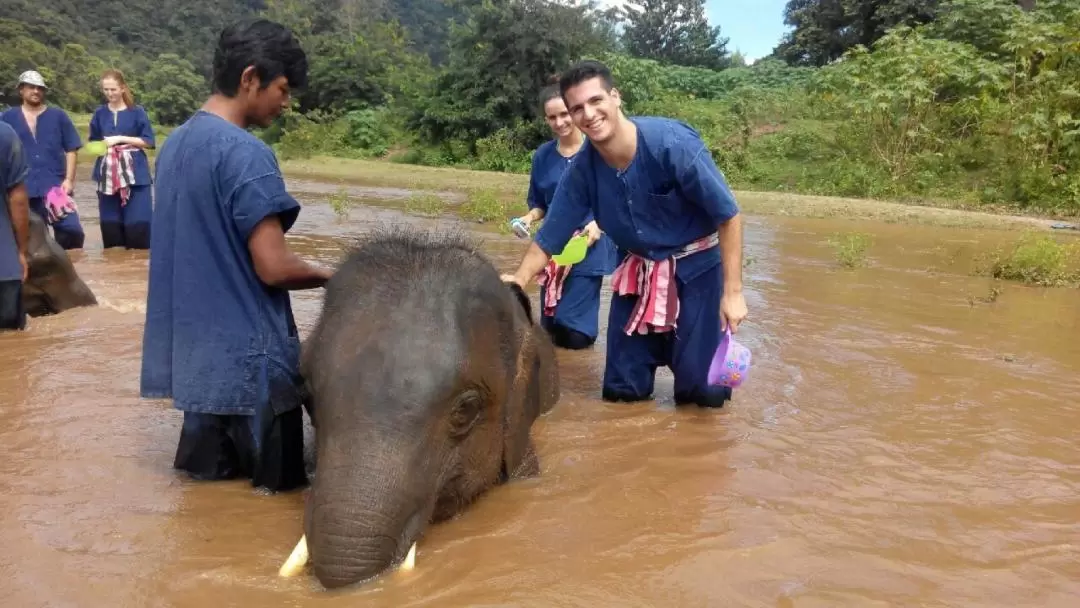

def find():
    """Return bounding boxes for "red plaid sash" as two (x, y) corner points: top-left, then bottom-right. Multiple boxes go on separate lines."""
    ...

(97, 144), (138, 206)
(610, 233), (720, 335)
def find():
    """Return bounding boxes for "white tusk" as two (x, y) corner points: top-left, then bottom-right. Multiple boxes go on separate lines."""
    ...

(400, 542), (417, 571)
(279, 534), (309, 577)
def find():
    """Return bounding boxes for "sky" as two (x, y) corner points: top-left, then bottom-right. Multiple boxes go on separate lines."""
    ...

(705, 0), (789, 62)
(596, 0), (791, 63)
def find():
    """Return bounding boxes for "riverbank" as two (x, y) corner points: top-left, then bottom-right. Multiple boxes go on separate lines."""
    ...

(71, 150), (1076, 233)
(279, 156), (1078, 233)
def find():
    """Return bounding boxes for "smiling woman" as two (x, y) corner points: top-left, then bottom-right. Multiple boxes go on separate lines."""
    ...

(87, 68), (157, 250)
(511, 74), (618, 352)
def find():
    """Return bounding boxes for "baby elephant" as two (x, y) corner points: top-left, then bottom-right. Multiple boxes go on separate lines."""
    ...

(22, 211), (97, 317)
(297, 226), (560, 590)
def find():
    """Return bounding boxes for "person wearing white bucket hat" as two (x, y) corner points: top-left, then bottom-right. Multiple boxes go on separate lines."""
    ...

(0, 69), (86, 250)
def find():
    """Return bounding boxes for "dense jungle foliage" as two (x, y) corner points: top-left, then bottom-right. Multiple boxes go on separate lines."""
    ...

(1, 0), (1076, 213)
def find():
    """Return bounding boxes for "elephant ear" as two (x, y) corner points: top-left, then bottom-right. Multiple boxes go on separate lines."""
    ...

(506, 281), (534, 325)
(501, 287), (560, 480)
(504, 281), (557, 412)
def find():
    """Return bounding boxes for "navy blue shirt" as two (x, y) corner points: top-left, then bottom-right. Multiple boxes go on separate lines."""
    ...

(0, 107), (81, 199)
(140, 111), (305, 416)
(88, 104), (156, 186)
(535, 116), (740, 283)
(0, 122), (29, 282)
(526, 138), (617, 277)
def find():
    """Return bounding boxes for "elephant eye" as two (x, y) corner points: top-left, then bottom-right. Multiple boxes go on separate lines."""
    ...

(448, 389), (484, 438)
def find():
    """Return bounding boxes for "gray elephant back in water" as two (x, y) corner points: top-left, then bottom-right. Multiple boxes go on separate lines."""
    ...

(299, 226), (560, 590)
(22, 211), (97, 317)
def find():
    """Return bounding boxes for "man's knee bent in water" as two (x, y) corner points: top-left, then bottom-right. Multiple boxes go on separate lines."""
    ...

(544, 322), (596, 350)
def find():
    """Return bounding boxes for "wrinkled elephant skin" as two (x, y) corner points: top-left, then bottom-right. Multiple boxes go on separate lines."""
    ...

(22, 212), (97, 317)
(299, 226), (560, 590)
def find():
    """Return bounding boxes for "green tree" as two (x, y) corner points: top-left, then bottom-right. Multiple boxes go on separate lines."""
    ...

(410, 0), (612, 151)
(619, 0), (731, 70)
(298, 23), (430, 113)
(774, 0), (941, 66)
(773, 0), (1043, 67)
(137, 54), (205, 125)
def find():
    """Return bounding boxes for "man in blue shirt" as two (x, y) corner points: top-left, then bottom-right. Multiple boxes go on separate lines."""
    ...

(0, 121), (31, 331)
(503, 60), (749, 409)
(140, 19), (333, 492)
(0, 70), (86, 250)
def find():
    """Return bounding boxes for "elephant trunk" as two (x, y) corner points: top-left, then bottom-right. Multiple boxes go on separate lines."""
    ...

(304, 440), (434, 590)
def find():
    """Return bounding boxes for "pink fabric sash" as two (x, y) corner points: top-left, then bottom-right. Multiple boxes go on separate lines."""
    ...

(98, 144), (138, 206)
(610, 233), (720, 335)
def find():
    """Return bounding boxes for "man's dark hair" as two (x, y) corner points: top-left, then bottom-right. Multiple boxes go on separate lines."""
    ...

(558, 60), (615, 98)
(212, 19), (308, 97)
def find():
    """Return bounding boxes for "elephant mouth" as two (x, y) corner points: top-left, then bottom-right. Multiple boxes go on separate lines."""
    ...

(279, 536), (420, 583)
(282, 506), (431, 587)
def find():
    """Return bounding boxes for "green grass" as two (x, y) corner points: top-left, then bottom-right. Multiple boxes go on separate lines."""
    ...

(977, 233), (1080, 287)
(277, 156), (1066, 234)
(827, 232), (873, 269)
(402, 193), (448, 217)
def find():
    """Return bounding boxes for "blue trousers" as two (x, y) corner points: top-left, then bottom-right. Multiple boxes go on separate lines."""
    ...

(602, 264), (732, 408)
(29, 197), (85, 250)
(539, 274), (603, 350)
(0, 280), (26, 331)
(174, 407), (308, 492)
(99, 185), (153, 249)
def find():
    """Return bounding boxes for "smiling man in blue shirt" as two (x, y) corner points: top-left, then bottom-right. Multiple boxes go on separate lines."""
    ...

(140, 19), (333, 492)
(503, 59), (748, 409)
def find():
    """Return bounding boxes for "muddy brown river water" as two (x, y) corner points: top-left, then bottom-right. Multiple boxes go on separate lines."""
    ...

(1, 176), (1078, 607)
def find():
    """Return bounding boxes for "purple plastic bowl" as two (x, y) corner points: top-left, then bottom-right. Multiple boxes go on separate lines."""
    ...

(707, 328), (752, 389)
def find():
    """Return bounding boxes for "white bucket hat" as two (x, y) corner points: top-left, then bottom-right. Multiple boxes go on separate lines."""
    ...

(17, 70), (48, 89)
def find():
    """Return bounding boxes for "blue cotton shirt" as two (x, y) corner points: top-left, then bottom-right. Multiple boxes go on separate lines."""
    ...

(0, 107), (81, 199)
(88, 104), (156, 186)
(535, 116), (740, 283)
(0, 122), (29, 282)
(526, 138), (617, 277)
(140, 111), (305, 416)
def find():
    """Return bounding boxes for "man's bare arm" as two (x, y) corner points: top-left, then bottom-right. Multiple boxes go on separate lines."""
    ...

(8, 182), (29, 258)
(247, 215), (333, 290)
(717, 213), (743, 295)
(509, 241), (552, 288)
(65, 151), (77, 184)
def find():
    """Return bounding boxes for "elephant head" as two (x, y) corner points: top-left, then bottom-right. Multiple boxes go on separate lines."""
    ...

(299, 226), (559, 589)
(22, 212), (97, 317)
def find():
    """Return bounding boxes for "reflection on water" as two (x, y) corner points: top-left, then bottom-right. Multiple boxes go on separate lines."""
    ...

(1, 180), (1078, 607)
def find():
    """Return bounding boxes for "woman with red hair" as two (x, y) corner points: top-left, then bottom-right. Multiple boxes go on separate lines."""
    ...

(87, 69), (157, 250)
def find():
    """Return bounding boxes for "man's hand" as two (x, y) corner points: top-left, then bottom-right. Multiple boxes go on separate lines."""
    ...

(515, 214), (533, 229)
(583, 220), (603, 246)
(720, 290), (748, 332)
(501, 273), (525, 289)
(61, 178), (74, 195)
(19, 252), (28, 282)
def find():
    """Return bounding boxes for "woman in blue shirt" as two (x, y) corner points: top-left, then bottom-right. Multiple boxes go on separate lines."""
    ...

(87, 69), (156, 249)
(512, 79), (617, 350)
